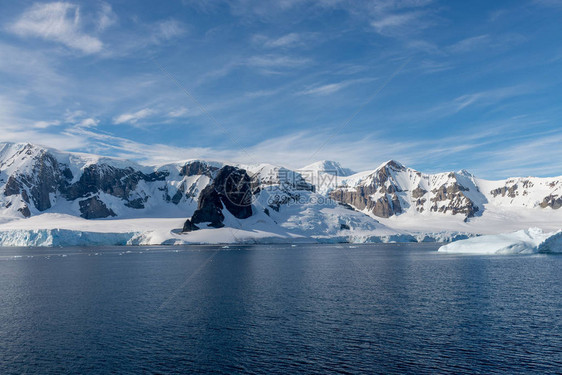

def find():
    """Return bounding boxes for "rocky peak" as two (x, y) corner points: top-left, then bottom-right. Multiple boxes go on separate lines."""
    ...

(183, 165), (254, 231)
(329, 161), (410, 219)
(380, 160), (406, 171)
(330, 162), (486, 220)
(180, 160), (219, 177)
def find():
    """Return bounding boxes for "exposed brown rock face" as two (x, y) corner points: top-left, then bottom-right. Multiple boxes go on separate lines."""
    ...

(411, 186), (428, 213)
(540, 195), (562, 209)
(372, 194), (402, 218)
(329, 161), (405, 218)
(412, 186), (427, 198)
(490, 184), (518, 198)
(430, 183), (478, 218)
(329, 189), (403, 218)
(329, 162), (485, 220)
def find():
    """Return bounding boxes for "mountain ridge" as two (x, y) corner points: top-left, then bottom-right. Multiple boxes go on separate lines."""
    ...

(0, 142), (560, 246)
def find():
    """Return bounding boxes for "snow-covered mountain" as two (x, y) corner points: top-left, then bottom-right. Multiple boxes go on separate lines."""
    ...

(0, 142), (213, 220)
(330, 160), (485, 220)
(330, 160), (562, 221)
(299, 160), (355, 177)
(0, 142), (560, 246)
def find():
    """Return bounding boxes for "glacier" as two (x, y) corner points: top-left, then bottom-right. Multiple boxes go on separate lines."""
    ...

(0, 229), (142, 247)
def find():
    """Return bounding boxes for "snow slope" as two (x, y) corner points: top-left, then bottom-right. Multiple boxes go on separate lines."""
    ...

(0, 142), (560, 246)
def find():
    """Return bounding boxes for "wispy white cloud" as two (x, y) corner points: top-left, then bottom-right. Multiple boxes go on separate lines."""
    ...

(448, 34), (490, 53)
(97, 2), (118, 31)
(4, 104), (560, 179)
(371, 0), (434, 37)
(474, 130), (562, 178)
(298, 78), (376, 96)
(452, 85), (531, 112)
(447, 33), (526, 54)
(0, 96), (89, 149)
(62, 126), (489, 174)
(0, 42), (68, 99)
(253, 32), (317, 48)
(392, 85), (537, 123)
(76, 118), (99, 128)
(371, 12), (422, 35)
(244, 88), (283, 99)
(8, 2), (103, 54)
(223, 0), (311, 19)
(33, 120), (60, 129)
(263, 32), (301, 47)
(151, 19), (187, 43)
(168, 107), (189, 118)
(113, 108), (154, 124)
(64, 109), (86, 123)
(246, 54), (311, 68)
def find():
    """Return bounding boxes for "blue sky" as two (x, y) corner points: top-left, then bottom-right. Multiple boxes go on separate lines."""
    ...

(1, 0), (561, 178)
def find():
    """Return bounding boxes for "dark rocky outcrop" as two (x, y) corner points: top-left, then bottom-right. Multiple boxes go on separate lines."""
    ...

(61, 165), (166, 206)
(180, 161), (218, 177)
(490, 184), (518, 198)
(18, 205), (31, 218)
(190, 185), (225, 228)
(2, 146), (169, 215)
(330, 188), (402, 219)
(4, 176), (21, 196)
(182, 166), (254, 231)
(329, 162), (484, 220)
(329, 161), (405, 218)
(182, 219), (199, 232)
(125, 197), (146, 209)
(372, 194), (402, 218)
(540, 195), (562, 209)
(4, 151), (64, 212)
(27, 152), (61, 211)
(79, 196), (116, 219)
(412, 186), (427, 198)
(214, 166), (253, 219)
(430, 183), (478, 219)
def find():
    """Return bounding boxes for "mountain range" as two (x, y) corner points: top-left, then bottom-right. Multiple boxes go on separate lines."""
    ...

(0, 142), (560, 246)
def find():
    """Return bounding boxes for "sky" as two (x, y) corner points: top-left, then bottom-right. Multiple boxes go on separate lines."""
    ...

(0, 0), (562, 178)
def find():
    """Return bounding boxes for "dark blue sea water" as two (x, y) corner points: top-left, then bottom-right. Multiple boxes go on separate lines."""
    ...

(0, 244), (560, 374)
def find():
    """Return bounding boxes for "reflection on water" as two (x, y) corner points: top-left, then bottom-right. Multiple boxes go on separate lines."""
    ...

(0, 244), (560, 374)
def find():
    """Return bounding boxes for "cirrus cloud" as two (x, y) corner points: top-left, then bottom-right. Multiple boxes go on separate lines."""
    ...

(113, 108), (154, 125)
(8, 2), (103, 54)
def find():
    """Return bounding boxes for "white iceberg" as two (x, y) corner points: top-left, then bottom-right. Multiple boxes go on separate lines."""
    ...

(438, 227), (562, 254)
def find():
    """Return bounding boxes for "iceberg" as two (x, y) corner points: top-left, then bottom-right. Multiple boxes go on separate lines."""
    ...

(438, 227), (562, 254)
